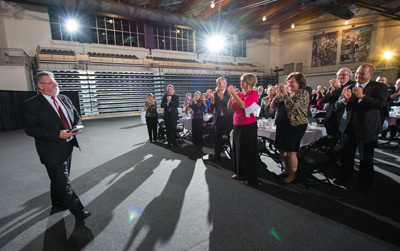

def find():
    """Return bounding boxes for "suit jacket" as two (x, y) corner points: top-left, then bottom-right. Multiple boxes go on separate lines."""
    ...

(161, 93), (179, 121)
(322, 80), (354, 120)
(23, 93), (81, 165)
(337, 81), (389, 140)
(209, 89), (234, 124)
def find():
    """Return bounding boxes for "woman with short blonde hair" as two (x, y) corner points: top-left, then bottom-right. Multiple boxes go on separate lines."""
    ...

(227, 73), (259, 185)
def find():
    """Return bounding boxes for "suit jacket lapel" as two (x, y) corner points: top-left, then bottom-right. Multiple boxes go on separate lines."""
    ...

(58, 95), (74, 124)
(362, 81), (375, 96)
(38, 94), (64, 128)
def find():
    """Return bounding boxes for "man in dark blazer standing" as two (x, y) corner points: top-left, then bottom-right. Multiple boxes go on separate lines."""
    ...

(209, 77), (234, 160)
(322, 67), (354, 136)
(335, 64), (389, 193)
(23, 71), (90, 221)
(161, 84), (179, 146)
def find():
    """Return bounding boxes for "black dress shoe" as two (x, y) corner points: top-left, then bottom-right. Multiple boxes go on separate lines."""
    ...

(359, 185), (371, 194)
(75, 210), (91, 221)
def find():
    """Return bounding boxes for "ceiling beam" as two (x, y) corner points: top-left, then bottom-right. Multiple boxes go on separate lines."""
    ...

(148, 0), (163, 9)
(243, 0), (299, 28)
(197, 0), (233, 19)
(179, 0), (203, 15)
(279, 7), (325, 32)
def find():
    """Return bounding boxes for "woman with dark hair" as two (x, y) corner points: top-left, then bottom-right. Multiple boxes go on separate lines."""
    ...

(272, 72), (309, 184)
(144, 93), (158, 143)
(227, 73), (259, 185)
(189, 91), (205, 145)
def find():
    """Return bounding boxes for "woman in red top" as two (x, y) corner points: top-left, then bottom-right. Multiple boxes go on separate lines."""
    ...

(227, 73), (259, 185)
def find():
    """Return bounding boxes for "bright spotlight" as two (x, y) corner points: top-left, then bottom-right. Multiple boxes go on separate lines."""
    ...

(206, 35), (225, 53)
(65, 19), (78, 33)
(344, 20), (349, 25)
(383, 51), (393, 60)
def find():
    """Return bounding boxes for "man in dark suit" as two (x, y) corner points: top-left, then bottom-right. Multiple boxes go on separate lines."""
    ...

(335, 64), (389, 192)
(161, 84), (179, 146)
(322, 67), (354, 136)
(209, 77), (234, 160)
(23, 71), (91, 221)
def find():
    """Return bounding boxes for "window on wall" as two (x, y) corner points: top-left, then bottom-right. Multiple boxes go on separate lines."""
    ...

(89, 16), (145, 48)
(49, 11), (90, 43)
(48, 10), (146, 48)
(154, 25), (195, 52)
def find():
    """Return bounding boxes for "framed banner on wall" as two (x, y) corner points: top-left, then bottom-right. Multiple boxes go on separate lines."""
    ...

(312, 31), (338, 67)
(340, 25), (373, 64)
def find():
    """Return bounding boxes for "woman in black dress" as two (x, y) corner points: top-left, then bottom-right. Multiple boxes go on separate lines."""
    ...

(271, 72), (309, 184)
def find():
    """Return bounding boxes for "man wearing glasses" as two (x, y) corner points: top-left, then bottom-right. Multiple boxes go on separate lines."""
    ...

(335, 64), (389, 193)
(23, 71), (91, 222)
(322, 67), (354, 136)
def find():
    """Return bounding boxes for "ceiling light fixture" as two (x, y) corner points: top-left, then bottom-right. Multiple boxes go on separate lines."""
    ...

(291, 23), (295, 29)
(211, 1), (215, 8)
(344, 20), (349, 25)
(262, 15), (266, 22)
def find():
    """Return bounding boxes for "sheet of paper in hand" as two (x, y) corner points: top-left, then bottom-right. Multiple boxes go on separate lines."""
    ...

(245, 103), (261, 117)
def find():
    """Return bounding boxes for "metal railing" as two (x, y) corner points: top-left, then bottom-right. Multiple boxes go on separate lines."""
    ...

(0, 48), (31, 66)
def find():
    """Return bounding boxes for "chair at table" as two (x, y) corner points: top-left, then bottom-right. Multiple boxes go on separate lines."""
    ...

(297, 135), (340, 189)
(157, 121), (167, 143)
(313, 111), (326, 124)
(175, 123), (185, 145)
(201, 116), (215, 144)
(222, 134), (231, 159)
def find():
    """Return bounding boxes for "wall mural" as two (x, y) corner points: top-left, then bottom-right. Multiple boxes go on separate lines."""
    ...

(312, 31), (338, 67)
(340, 25), (373, 64)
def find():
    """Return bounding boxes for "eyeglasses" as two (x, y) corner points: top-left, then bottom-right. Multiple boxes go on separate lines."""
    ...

(337, 74), (349, 76)
(40, 81), (57, 85)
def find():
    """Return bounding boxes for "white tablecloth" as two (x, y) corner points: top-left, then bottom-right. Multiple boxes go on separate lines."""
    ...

(388, 114), (400, 126)
(258, 125), (327, 147)
(179, 113), (213, 132)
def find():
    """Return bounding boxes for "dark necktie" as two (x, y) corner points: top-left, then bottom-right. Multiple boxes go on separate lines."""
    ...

(51, 96), (71, 130)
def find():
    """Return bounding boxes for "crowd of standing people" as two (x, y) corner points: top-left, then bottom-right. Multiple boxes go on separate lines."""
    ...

(20, 64), (397, 225)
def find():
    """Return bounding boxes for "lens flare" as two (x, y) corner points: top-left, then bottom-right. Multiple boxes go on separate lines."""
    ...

(269, 228), (281, 241)
(65, 19), (78, 32)
(127, 205), (144, 222)
(383, 51), (393, 60)
(206, 35), (225, 53)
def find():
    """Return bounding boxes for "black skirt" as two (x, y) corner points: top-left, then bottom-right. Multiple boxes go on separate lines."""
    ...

(275, 101), (307, 152)
(232, 122), (258, 183)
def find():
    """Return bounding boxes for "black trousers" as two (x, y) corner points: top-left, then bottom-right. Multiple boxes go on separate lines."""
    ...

(232, 122), (258, 183)
(341, 122), (377, 187)
(165, 115), (177, 145)
(215, 115), (233, 157)
(44, 144), (84, 215)
(146, 116), (158, 141)
(325, 112), (340, 137)
(192, 118), (203, 145)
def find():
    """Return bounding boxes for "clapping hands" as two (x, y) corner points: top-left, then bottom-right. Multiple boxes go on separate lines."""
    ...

(227, 85), (236, 96)
(276, 83), (286, 97)
(329, 78), (340, 91)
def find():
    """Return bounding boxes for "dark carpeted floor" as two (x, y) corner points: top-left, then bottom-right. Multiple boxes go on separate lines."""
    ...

(0, 116), (399, 251)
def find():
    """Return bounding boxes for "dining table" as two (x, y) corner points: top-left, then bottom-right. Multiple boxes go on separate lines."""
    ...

(179, 113), (214, 132)
(257, 122), (327, 165)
